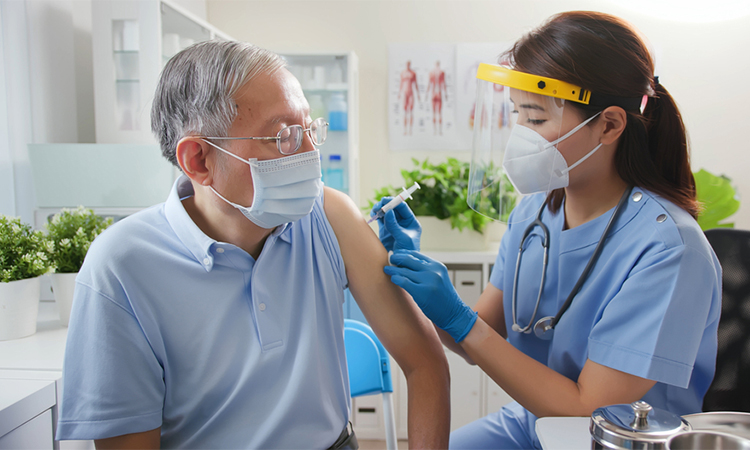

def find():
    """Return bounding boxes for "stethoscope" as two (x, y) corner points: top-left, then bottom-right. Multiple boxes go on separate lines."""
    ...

(510, 186), (633, 340)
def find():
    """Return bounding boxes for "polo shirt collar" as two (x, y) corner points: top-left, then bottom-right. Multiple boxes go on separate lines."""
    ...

(164, 176), (294, 270)
(164, 175), (218, 272)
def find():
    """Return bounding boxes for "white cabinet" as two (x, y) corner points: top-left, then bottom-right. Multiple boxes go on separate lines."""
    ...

(281, 53), (360, 202)
(0, 378), (56, 449)
(92, 0), (232, 145)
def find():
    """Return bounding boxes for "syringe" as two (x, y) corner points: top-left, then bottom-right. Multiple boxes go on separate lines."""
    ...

(367, 182), (421, 224)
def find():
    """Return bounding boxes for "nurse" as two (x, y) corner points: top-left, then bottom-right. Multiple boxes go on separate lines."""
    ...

(373, 11), (722, 449)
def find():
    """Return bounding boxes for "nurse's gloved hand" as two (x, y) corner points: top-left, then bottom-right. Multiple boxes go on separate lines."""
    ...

(384, 250), (478, 343)
(371, 197), (421, 253)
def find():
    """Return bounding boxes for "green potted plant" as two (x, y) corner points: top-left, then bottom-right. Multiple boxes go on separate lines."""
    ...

(694, 169), (740, 230)
(369, 157), (515, 251)
(45, 206), (113, 326)
(0, 215), (54, 340)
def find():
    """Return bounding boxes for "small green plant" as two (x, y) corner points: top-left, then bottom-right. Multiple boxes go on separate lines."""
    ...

(369, 157), (514, 233)
(0, 216), (54, 282)
(695, 169), (740, 231)
(45, 207), (113, 273)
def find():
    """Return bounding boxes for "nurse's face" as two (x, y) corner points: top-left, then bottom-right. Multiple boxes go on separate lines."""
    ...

(510, 89), (601, 176)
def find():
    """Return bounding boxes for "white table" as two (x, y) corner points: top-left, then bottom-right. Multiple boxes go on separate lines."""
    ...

(0, 375), (57, 448)
(536, 416), (592, 449)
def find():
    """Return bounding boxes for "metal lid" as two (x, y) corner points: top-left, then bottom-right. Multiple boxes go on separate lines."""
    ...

(590, 401), (691, 449)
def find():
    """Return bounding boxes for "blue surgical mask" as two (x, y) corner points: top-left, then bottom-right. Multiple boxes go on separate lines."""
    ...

(203, 140), (323, 229)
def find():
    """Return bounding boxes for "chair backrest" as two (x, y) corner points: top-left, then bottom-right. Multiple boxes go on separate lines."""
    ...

(344, 319), (393, 396)
(703, 228), (750, 412)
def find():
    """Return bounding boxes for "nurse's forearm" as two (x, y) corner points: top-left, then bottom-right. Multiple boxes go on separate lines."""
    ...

(435, 326), (476, 365)
(460, 318), (633, 418)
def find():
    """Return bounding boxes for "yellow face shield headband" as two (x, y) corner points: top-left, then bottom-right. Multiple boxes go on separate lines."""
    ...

(476, 63), (645, 112)
(476, 63), (591, 104)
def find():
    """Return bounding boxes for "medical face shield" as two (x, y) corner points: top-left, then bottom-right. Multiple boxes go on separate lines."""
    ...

(468, 64), (595, 224)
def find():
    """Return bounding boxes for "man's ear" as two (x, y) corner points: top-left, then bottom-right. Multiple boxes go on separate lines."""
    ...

(599, 106), (628, 145)
(176, 138), (215, 186)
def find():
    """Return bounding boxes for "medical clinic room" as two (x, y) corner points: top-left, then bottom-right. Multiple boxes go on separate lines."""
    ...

(1, 0), (750, 449)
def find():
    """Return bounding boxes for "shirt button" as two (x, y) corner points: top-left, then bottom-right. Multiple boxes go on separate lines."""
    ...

(259, 303), (266, 311)
(216, 248), (225, 254)
(656, 214), (667, 223)
(632, 191), (643, 202)
(203, 258), (210, 265)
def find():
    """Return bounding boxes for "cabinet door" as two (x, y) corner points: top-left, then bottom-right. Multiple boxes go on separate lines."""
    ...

(454, 269), (482, 308)
(446, 351), (482, 432)
(351, 394), (387, 440)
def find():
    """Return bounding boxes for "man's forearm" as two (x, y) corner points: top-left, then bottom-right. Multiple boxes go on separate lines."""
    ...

(405, 365), (450, 449)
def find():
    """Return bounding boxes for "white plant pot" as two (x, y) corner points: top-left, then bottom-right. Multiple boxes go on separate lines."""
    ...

(418, 216), (505, 252)
(0, 277), (41, 341)
(50, 272), (78, 327)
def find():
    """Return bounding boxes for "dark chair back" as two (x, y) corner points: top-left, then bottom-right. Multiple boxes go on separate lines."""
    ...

(703, 228), (750, 412)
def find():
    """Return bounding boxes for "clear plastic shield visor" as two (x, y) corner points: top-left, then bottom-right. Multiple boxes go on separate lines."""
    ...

(468, 78), (571, 224)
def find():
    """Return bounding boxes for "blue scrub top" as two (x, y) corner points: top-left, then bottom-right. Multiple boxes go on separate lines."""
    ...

(490, 188), (721, 416)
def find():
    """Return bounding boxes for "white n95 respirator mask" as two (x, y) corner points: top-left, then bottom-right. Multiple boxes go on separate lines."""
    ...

(204, 142), (323, 229)
(502, 111), (602, 195)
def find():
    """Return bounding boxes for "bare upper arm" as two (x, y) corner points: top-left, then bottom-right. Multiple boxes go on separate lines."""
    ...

(475, 283), (507, 338)
(95, 427), (160, 450)
(323, 188), (445, 374)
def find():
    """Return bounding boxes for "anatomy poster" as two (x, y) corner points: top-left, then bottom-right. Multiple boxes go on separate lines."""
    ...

(388, 43), (510, 152)
(388, 44), (456, 151)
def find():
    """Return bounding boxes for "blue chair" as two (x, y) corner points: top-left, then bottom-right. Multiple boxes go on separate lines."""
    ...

(344, 319), (398, 450)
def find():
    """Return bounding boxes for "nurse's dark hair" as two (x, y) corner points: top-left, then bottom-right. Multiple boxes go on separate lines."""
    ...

(151, 40), (286, 168)
(504, 11), (699, 218)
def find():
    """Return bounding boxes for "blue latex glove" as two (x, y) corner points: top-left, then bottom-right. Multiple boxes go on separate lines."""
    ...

(384, 250), (478, 343)
(370, 196), (421, 253)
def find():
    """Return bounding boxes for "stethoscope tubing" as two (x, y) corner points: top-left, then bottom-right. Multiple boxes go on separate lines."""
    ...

(511, 208), (550, 334)
(511, 186), (633, 336)
(548, 186), (633, 328)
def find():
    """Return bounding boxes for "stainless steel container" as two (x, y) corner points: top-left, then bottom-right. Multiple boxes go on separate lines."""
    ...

(666, 430), (750, 449)
(590, 401), (691, 449)
(682, 412), (750, 440)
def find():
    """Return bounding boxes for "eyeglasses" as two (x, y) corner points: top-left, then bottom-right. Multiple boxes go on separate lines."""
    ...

(203, 117), (328, 155)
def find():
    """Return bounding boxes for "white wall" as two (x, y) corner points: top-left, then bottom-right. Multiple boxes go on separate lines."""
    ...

(207, 0), (750, 229)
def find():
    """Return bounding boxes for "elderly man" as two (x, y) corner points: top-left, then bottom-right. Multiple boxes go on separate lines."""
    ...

(56, 41), (449, 449)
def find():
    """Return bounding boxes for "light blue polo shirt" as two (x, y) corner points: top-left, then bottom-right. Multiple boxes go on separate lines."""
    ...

(57, 176), (351, 448)
(484, 188), (721, 447)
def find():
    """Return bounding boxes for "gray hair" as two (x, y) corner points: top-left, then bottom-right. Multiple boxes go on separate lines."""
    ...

(151, 40), (286, 168)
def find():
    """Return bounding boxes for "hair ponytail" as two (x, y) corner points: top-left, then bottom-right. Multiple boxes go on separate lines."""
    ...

(640, 83), (699, 217)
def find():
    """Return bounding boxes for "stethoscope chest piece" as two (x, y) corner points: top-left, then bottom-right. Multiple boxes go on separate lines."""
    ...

(533, 316), (554, 340)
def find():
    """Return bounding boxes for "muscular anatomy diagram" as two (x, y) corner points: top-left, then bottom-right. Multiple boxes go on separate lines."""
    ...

(427, 61), (447, 135)
(398, 61), (420, 135)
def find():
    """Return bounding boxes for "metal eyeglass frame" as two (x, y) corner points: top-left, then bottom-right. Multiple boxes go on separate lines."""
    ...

(202, 117), (328, 155)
